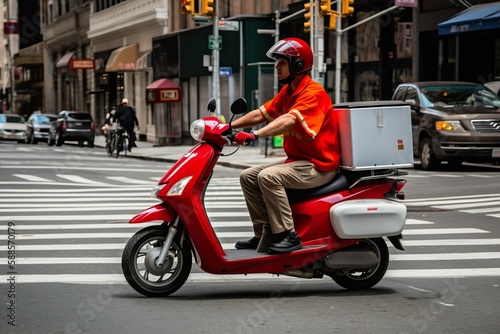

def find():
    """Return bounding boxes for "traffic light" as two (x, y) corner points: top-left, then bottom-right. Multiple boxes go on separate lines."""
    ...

(342, 0), (354, 16)
(181, 0), (194, 15)
(201, 0), (214, 16)
(304, 2), (311, 32)
(325, 12), (338, 31)
(320, 0), (331, 16)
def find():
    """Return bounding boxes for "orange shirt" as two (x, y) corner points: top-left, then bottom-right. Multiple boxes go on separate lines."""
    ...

(260, 75), (340, 172)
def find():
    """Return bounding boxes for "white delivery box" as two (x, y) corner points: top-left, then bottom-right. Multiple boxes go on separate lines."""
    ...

(335, 101), (413, 171)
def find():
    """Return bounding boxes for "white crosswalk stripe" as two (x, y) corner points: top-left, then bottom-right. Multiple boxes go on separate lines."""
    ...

(1, 167), (500, 285)
(404, 193), (500, 219)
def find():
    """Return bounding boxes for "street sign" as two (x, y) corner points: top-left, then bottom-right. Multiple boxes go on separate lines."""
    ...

(208, 35), (222, 50)
(395, 0), (418, 7)
(218, 21), (239, 31)
(219, 67), (232, 77)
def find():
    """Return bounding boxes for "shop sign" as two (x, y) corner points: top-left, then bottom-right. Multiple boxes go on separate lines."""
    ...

(4, 21), (18, 34)
(69, 59), (95, 70)
(147, 88), (181, 103)
(118, 62), (135, 70)
(160, 89), (179, 102)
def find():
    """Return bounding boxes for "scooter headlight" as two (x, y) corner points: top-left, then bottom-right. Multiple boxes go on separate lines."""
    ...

(150, 184), (166, 198)
(167, 176), (193, 196)
(190, 120), (205, 141)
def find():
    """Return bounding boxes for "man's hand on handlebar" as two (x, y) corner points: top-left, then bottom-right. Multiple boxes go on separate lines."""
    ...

(234, 131), (257, 146)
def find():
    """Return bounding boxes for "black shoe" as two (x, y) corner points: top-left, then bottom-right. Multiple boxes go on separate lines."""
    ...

(235, 237), (260, 249)
(268, 231), (302, 254)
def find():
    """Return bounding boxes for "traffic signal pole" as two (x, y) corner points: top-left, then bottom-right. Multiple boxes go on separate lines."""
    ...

(335, 0), (342, 104)
(212, 15), (221, 119)
(312, 0), (325, 85)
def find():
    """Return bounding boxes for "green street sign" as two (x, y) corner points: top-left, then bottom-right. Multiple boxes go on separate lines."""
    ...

(209, 35), (222, 50)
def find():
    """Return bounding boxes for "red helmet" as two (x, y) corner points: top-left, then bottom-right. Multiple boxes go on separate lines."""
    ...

(266, 37), (313, 75)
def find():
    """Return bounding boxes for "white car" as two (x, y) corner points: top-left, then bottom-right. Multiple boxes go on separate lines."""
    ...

(0, 114), (27, 143)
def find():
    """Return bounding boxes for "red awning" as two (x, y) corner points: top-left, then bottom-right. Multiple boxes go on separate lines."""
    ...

(146, 78), (181, 90)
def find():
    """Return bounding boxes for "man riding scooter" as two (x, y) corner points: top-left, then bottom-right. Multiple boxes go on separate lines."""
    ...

(231, 37), (341, 254)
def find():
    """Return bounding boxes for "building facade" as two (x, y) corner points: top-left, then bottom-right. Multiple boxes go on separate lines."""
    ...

(2, 0), (499, 145)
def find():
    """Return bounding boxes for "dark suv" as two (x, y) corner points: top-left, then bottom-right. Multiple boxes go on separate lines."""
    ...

(392, 81), (500, 170)
(49, 111), (95, 147)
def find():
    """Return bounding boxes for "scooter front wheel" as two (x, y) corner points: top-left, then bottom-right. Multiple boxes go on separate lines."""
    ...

(121, 225), (192, 297)
(328, 237), (389, 290)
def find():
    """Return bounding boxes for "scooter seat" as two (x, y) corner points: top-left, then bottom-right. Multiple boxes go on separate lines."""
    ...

(286, 173), (349, 204)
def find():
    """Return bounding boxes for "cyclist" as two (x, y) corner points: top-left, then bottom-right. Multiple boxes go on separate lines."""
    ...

(113, 98), (139, 152)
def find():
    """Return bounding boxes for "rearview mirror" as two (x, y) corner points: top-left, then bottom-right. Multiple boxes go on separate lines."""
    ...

(207, 98), (216, 113)
(230, 97), (247, 115)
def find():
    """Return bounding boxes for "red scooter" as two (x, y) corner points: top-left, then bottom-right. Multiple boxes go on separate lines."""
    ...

(121, 98), (409, 297)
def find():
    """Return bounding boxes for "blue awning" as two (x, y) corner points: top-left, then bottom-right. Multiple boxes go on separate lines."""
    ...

(438, 2), (500, 35)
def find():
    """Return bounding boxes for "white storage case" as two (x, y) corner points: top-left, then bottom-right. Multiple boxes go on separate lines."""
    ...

(330, 199), (407, 239)
(335, 101), (413, 171)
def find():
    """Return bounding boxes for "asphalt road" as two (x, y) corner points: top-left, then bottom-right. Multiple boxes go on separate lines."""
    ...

(1, 142), (500, 334)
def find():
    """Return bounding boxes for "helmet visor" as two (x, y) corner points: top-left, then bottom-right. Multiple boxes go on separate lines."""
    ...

(266, 40), (300, 60)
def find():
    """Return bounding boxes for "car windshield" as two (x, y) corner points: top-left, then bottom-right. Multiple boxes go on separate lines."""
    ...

(0, 115), (24, 123)
(37, 115), (57, 123)
(420, 84), (500, 108)
(68, 113), (92, 120)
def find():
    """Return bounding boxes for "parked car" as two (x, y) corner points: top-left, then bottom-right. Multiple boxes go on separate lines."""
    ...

(48, 111), (95, 147)
(484, 81), (500, 96)
(392, 81), (500, 170)
(25, 112), (58, 144)
(0, 114), (27, 143)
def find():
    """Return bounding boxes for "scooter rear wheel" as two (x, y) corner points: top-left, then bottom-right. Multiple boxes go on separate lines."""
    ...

(328, 237), (389, 290)
(121, 225), (192, 297)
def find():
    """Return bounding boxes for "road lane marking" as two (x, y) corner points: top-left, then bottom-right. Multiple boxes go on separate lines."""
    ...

(390, 252), (500, 260)
(0, 211), (251, 220)
(106, 176), (156, 184)
(2, 219), (430, 231)
(403, 228), (489, 235)
(0, 187), (153, 193)
(2, 268), (500, 284)
(56, 174), (108, 184)
(1, 238), (500, 252)
(4, 252), (500, 265)
(12, 174), (52, 182)
(0, 232), (256, 240)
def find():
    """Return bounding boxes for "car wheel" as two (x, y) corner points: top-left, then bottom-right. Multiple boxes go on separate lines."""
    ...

(87, 141), (94, 148)
(419, 137), (440, 170)
(55, 132), (64, 146)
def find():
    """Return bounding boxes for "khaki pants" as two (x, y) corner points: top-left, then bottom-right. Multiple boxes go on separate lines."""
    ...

(240, 160), (337, 236)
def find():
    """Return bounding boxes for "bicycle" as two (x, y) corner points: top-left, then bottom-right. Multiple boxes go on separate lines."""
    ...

(109, 123), (129, 158)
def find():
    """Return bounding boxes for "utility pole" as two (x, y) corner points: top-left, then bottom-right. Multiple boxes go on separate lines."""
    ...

(311, 0), (325, 85)
(5, 0), (18, 113)
(212, 15), (221, 119)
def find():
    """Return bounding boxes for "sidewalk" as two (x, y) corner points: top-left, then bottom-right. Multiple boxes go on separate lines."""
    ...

(94, 135), (285, 169)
